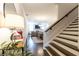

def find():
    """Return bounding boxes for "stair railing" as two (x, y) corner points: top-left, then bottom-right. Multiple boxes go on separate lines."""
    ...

(44, 5), (78, 47)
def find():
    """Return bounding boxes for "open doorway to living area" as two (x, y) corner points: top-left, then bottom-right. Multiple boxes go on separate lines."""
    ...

(27, 20), (48, 56)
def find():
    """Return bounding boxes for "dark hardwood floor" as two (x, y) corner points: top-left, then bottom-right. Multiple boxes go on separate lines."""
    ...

(27, 36), (43, 56)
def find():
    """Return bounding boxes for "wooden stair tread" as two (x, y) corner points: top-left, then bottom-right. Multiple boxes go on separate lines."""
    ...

(57, 35), (78, 41)
(49, 44), (65, 56)
(51, 41), (79, 56)
(54, 37), (77, 47)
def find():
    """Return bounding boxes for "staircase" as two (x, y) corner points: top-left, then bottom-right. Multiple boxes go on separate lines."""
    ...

(44, 5), (79, 56)
(44, 18), (79, 56)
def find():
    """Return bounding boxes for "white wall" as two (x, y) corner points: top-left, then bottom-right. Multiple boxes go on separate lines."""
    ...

(58, 3), (77, 20)
(4, 14), (24, 29)
(0, 3), (4, 27)
(0, 28), (11, 49)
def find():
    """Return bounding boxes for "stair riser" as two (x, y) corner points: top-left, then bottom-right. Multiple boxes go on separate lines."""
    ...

(62, 31), (78, 35)
(69, 24), (78, 26)
(68, 25), (79, 27)
(65, 28), (78, 30)
(57, 35), (78, 42)
(60, 33), (79, 36)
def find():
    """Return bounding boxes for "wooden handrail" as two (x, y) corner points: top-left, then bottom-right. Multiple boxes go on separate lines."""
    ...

(45, 5), (78, 32)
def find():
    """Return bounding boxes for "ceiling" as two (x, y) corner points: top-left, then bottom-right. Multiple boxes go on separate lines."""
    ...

(21, 3), (77, 26)
(4, 3), (78, 26)
(22, 3), (58, 22)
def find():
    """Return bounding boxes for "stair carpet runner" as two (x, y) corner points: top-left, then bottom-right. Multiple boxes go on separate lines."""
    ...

(44, 18), (79, 56)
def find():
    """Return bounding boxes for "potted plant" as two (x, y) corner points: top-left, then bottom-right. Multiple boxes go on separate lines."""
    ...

(1, 41), (32, 56)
